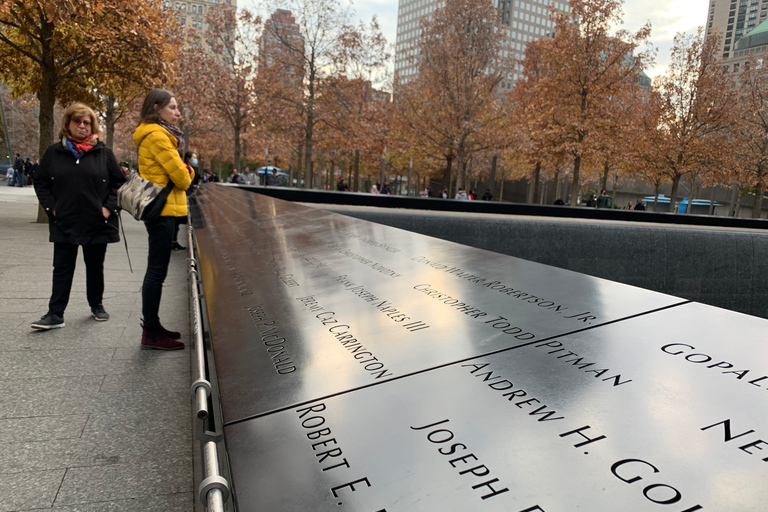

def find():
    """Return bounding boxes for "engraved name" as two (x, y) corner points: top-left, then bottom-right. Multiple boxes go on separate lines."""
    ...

(245, 305), (296, 374)
(661, 343), (768, 390)
(296, 295), (394, 380)
(411, 418), (509, 500)
(534, 340), (632, 387)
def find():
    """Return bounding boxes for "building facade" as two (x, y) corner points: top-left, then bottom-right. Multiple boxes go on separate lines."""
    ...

(394, 0), (569, 89)
(707, 0), (768, 60)
(259, 10), (304, 75)
(165, 0), (236, 31)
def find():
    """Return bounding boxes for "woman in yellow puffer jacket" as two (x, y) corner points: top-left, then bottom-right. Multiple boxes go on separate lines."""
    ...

(133, 89), (192, 350)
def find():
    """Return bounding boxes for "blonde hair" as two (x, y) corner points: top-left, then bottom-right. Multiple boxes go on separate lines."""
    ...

(59, 102), (100, 140)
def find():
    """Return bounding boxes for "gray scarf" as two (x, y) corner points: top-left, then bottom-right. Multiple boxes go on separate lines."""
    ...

(157, 120), (185, 151)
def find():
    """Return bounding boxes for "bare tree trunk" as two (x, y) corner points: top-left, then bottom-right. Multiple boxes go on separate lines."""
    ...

(36, 33), (57, 223)
(488, 152), (497, 198)
(303, 118), (313, 189)
(532, 162), (541, 204)
(753, 181), (765, 218)
(669, 174), (682, 214)
(569, 155), (581, 206)
(105, 95), (116, 148)
(653, 182), (660, 212)
(233, 116), (241, 172)
(443, 155), (453, 196)
(408, 157), (413, 196)
(600, 162), (610, 192)
(297, 145), (304, 187)
(353, 149), (360, 192)
(455, 144), (465, 192)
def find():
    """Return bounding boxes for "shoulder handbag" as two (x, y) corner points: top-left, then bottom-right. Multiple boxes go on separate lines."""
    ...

(117, 173), (175, 221)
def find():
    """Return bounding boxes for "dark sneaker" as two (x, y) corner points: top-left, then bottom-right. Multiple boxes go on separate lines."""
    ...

(172, 242), (186, 251)
(31, 313), (65, 330)
(91, 305), (110, 321)
(141, 327), (185, 350)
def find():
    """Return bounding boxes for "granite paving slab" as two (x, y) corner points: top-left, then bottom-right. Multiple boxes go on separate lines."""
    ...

(0, 469), (65, 511)
(0, 188), (193, 511)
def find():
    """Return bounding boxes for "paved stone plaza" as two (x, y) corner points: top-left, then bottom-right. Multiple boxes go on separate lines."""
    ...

(0, 184), (194, 511)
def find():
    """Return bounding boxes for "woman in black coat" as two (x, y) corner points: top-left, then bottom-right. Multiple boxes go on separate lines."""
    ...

(31, 102), (127, 329)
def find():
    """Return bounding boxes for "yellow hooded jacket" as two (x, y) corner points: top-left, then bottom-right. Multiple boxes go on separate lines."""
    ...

(133, 122), (192, 217)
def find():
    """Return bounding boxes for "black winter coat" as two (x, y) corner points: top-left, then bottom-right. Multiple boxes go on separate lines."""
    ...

(34, 141), (127, 245)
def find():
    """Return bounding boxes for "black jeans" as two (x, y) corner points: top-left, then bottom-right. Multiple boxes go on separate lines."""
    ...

(49, 243), (107, 317)
(142, 216), (175, 328)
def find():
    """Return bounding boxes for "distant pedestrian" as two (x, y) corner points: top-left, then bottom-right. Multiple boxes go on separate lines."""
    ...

(554, 198), (565, 205)
(455, 188), (468, 200)
(31, 102), (126, 330)
(241, 166), (256, 185)
(623, 202), (633, 210)
(634, 200), (646, 211)
(12, 153), (24, 187)
(481, 189), (493, 201)
(266, 169), (282, 186)
(585, 193), (597, 207)
(337, 177), (349, 191)
(441, 188), (448, 199)
(596, 189), (610, 209)
(24, 158), (33, 186)
(380, 183), (390, 194)
(371, 182), (380, 194)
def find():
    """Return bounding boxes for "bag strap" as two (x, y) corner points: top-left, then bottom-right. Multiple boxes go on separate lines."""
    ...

(118, 211), (133, 273)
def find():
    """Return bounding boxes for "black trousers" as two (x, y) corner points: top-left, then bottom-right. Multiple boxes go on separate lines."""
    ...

(142, 216), (175, 328)
(49, 243), (107, 317)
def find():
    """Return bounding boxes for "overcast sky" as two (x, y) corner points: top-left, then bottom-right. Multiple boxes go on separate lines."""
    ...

(240, 0), (706, 79)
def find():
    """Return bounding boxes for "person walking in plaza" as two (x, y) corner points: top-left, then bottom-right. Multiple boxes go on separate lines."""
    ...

(31, 103), (126, 329)
(266, 168), (282, 186)
(12, 153), (24, 187)
(133, 89), (192, 350)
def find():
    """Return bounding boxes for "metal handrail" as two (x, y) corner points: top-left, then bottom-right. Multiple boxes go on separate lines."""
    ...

(187, 222), (230, 510)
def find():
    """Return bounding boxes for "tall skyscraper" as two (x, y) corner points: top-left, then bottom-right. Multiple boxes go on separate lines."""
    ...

(707, 0), (768, 60)
(394, 0), (570, 89)
(259, 10), (305, 87)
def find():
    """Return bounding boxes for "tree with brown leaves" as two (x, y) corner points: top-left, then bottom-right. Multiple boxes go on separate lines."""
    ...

(395, 0), (511, 194)
(523, 0), (653, 205)
(731, 56), (768, 217)
(648, 29), (736, 212)
(0, 0), (180, 158)
(259, 0), (353, 188)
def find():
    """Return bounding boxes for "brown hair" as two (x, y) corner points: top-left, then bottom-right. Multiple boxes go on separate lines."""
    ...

(58, 102), (100, 140)
(139, 89), (175, 124)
